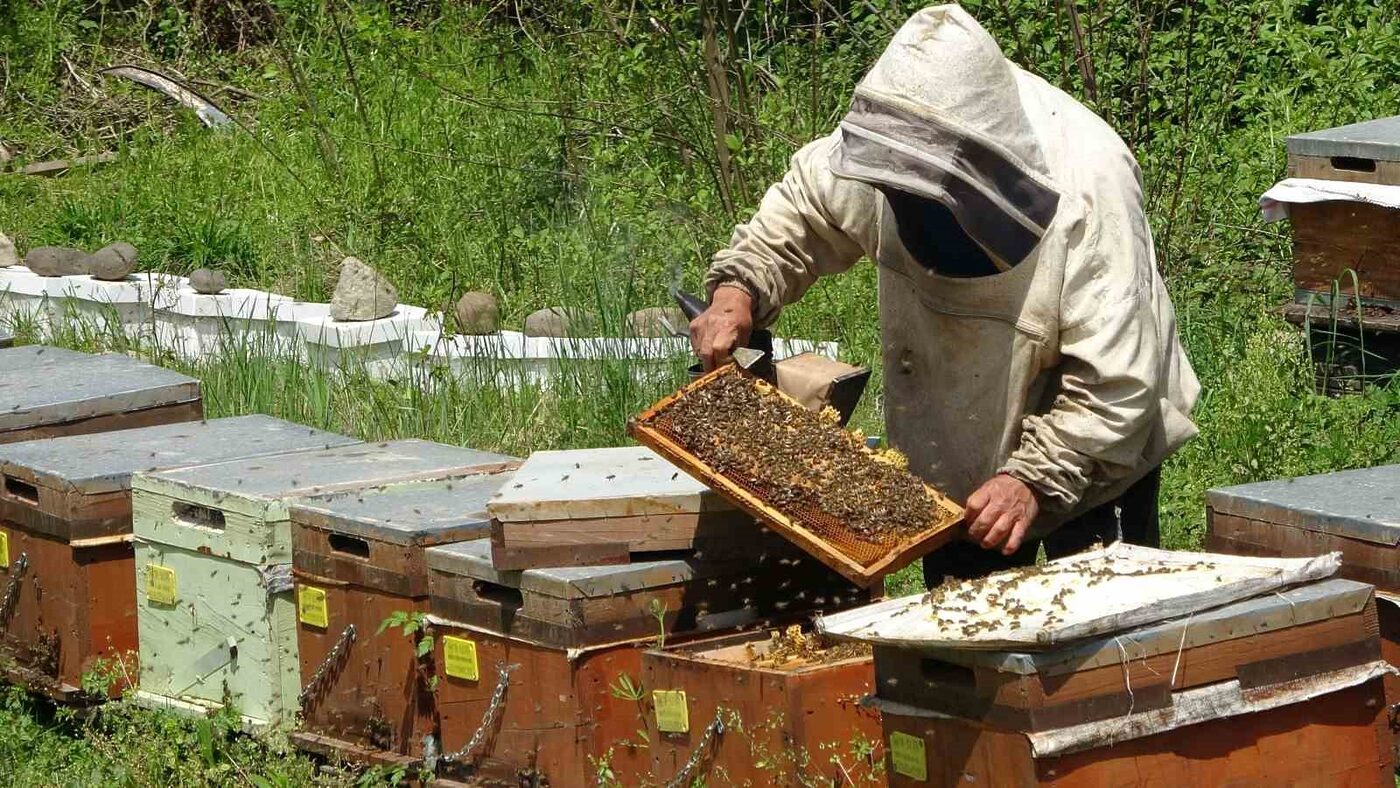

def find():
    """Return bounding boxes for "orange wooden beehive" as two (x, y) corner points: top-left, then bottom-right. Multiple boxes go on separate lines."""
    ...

(629, 365), (962, 587)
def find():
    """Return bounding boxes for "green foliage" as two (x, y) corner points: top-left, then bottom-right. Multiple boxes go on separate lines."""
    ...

(377, 610), (434, 659)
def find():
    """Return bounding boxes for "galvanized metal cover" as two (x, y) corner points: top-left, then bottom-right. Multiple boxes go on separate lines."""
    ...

(290, 471), (513, 546)
(1287, 115), (1400, 162)
(487, 446), (734, 522)
(0, 349), (200, 433)
(426, 537), (786, 600)
(0, 415), (357, 494)
(1207, 465), (1400, 546)
(145, 439), (516, 500)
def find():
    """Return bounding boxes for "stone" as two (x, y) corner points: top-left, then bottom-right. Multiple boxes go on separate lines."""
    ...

(24, 246), (88, 277)
(453, 291), (499, 335)
(87, 241), (138, 281)
(189, 268), (228, 295)
(524, 306), (597, 337)
(626, 306), (688, 337)
(0, 233), (16, 268)
(329, 256), (398, 322)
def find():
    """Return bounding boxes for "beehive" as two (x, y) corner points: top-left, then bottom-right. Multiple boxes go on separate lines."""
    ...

(288, 468), (518, 762)
(131, 440), (516, 729)
(486, 446), (761, 570)
(0, 345), (202, 444)
(1285, 115), (1400, 306)
(1207, 466), (1400, 759)
(642, 628), (882, 786)
(0, 416), (353, 701)
(865, 579), (1394, 786)
(425, 539), (872, 785)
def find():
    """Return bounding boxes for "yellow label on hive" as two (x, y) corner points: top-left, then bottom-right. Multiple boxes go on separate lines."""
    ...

(889, 731), (927, 781)
(443, 636), (479, 681)
(652, 690), (689, 734)
(298, 586), (329, 628)
(146, 564), (177, 606)
(0, 532), (8, 568)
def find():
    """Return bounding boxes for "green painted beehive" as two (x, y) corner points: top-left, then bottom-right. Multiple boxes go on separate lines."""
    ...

(131, 440), (516, 729)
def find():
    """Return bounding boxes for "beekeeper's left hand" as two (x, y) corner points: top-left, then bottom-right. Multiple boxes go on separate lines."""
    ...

(964, 474), (1039, 555)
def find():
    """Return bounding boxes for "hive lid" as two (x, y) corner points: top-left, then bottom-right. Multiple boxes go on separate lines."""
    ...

(908, 577), (1374, 675)
(0, 350), (200, 434)
(426, 538), (758, 600)
(816, 544), (1341, 650)
(1287, 115), (1400, 162)
(290, 470), (515, 546)
(486, 446), (735, 522)
(143, 440), (517, 501)
(0, 416), (357, 495)
(1206, 465), (1400, 547)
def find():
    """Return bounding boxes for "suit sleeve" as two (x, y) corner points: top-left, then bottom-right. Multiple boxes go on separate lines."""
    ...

(704, 134), (873, 328)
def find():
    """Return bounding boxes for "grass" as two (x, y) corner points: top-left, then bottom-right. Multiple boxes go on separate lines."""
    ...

(1, 0), (1399, 783)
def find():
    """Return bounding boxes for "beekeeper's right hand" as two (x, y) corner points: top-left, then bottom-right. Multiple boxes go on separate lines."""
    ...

(691, 284), (754, 371)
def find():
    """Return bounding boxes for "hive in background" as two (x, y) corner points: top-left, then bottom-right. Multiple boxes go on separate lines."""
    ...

(288, 467), (518, 764)
(486, 446), (764, 570)
(0, 345), (202, 444)
(0, 416), (354, 701)
(130, 440), (516, 729)
(424, 539), (875, 786)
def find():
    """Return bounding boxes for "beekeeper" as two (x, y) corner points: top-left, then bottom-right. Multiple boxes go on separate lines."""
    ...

(689, 5), (1200, 582)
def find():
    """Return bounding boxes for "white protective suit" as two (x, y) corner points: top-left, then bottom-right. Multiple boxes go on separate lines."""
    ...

(705, 5), (1200, 533)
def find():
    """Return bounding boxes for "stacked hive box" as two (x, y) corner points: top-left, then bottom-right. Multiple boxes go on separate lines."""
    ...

(868, 579), (1393, 786)
(287, 466), (518, 763)
(0, 345), (202, 444)
(0, 417), (354, 702)
(1206, 464), (1400, 760)
(425, 540), (872, 785)
(486, 446), (765, 570)
(131, 440), (516, 729)
(642, 628), (883, 785)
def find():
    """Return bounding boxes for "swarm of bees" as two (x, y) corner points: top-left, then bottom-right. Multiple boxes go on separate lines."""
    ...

(653, 367), (946, 541)
(743, 624), (871, 668)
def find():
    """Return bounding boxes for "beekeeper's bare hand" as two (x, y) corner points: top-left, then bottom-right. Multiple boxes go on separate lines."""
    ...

(964, 474), (1039, 555)
(691, 285), (754, 371)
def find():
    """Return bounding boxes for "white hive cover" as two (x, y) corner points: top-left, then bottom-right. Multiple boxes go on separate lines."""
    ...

(817, 543), (1340, 650)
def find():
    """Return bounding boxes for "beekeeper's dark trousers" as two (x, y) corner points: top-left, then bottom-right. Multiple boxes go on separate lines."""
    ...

(921, 467), (1161, 587)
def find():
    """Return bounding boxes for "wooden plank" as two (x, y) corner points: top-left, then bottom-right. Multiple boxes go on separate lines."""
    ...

(1379, 594), (1400, 764)
(1289, 152), (1400, 186)
(290, 471), (514, 547)
(489, 509), (770, 570)
(0, 400), (205, 447)
(288, 730), (422, 770)
(629, 365), (962, 587)
(15, 152), (117, 177)
(1291, 200), (1400, 304)
(0, 350), (201, 438)
(1208, 511), (1399, 592)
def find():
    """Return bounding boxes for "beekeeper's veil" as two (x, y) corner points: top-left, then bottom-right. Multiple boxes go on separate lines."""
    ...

(830, 5), (1061, 267)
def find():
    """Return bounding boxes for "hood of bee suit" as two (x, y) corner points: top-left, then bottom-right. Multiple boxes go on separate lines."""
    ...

(829, 4), (1061, 267)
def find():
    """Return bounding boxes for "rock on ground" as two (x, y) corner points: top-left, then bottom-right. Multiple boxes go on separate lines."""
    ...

(0, 233), (16, 268)
(524, 306), (598, 337)
(330, 256), (398, 321)
(454, 291), (499, 335)
(88, 242), (138, 281)
(24, 246), (88, 277)
(626, 306), (688, 337)
(189, 268), (228, 295)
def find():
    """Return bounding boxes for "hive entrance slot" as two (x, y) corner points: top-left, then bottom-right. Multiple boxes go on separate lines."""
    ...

(2, 477), (38, 505)
(173, 502), (226, 530)
(920, 657), (975, 686)
(1330, 155), (1377, 173)
(472, 581), (524, 609)
(328, 533), (370, 559)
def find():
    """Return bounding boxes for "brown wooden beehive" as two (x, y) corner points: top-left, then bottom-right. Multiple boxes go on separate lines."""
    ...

(866, 579), (1394, 786)
(641, 628), (883, 786)
(424, 539), (875, 786)
(287, 466), (517, 764)
(629, 365), (963, 587)
(0, 346), (203, 445)
(0, 416), (354, 701)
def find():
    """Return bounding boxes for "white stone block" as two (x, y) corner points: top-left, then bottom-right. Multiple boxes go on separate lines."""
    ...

(156, 284), (291, 361)
(45, 273), (185, 343)
(293, 304), (442, 371)
(0, 266), (50, 332)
